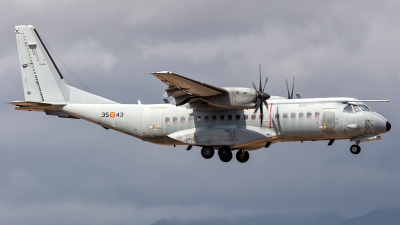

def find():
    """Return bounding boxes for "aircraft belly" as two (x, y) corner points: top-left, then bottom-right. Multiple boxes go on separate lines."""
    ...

(195, 127), (235, 146)
(167, 125), (273, 147)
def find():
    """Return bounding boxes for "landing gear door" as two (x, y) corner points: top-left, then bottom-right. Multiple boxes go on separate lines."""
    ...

(323, 110), (336, 131)
(148, 107), (164, 137)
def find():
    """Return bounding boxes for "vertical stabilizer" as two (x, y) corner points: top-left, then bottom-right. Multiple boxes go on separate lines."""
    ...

(14, 25), (117, 104)
(15, 25), (68, 102)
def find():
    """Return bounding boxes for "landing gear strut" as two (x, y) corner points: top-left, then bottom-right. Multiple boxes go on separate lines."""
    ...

(350, 144), (361, 154)
(236, 149), (249, 163)
(201, 146), (214, 159)
(218, 146), (232, 162)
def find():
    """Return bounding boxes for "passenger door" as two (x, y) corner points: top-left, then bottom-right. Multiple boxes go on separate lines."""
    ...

(148, 107), (164, 137)
(323, 110), (336, 131)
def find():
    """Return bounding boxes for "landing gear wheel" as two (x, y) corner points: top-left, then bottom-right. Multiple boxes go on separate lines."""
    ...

(218, 146), (232, 162)
(350, 144), (361, 154)
(201, 146), (214, 159)
(236, 149), (249, 163)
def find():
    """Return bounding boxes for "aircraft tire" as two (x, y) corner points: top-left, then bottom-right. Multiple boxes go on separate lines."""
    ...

(218, 146), (232, 162)
(236, 149), (249, 163)
(350, 144), (361, 154)
(201, 146), (215, 159)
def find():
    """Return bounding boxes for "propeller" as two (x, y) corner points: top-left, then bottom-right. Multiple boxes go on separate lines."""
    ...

(286, 77), (295, 99)
(252, 65), (270, 127)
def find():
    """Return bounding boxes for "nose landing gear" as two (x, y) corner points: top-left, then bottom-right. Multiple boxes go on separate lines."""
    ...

(350, 142), (361, 154)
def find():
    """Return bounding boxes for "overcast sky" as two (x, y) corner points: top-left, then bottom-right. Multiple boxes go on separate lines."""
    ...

(1, 0), (400, 224)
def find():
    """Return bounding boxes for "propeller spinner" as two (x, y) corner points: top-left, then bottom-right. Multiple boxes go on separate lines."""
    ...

(252, 65), (270, 127)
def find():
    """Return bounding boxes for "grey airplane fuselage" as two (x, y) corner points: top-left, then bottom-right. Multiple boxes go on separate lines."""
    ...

(62, 97), (389, 150)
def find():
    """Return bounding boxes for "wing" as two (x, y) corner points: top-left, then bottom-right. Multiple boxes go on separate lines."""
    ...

(151, 71), (227, 105)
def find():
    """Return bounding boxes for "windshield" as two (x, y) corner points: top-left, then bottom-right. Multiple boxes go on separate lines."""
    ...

(359, 104), (373, 112)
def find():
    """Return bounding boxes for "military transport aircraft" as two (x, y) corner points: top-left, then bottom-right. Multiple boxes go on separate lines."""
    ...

(9, 25), (391, 163)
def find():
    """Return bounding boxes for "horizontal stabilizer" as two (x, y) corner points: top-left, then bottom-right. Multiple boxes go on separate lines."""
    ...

(7, 101), (65, 112)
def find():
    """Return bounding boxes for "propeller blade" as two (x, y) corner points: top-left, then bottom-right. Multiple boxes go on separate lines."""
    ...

(259, 64), (262, 92)
(260, 101), (264, 127)
(291, 77), (295, 99)
(254, 99), (261, 114)
(263, 100), (268, 110)
(262, 77), (268, 93)
(252, 82), (259, 94)
(286, 78), (291, 99)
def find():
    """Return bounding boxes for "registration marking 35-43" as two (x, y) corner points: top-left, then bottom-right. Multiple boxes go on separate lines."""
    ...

(102, 112), (124, 118)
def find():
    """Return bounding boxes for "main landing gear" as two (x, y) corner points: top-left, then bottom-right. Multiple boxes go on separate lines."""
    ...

(236, 149), (249, 163)
(201, 146), (214, 159)
(200, 146), (250, 163)
(218, 146), (233, 162)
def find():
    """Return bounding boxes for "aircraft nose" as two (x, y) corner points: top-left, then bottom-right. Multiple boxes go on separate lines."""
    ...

(386, 121), (391, 132)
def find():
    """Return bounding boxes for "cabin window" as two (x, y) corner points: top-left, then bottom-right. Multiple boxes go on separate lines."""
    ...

(315, 112), (320, 118)
(236, 115), (241, 120)
(283, 113), (288, 119)
(299, 112), (304, 118)
(189, 116), (194, 123)
(212, 115), (217, 121)
(181, 116), (185, 123)
(173, 117), (178, 123)
(244, 115), (248, 120)
(291, 112), (296, 118)
(343, 104), (354, 113)
(307, 112), (312, 118)
(220, 115), (225, 121)
(251, 114), (256, 120)
(165, 117), (170, 123)
(196, 116), (201, 122)
(204, 116), (209, 122)
(228, 115), (233, 120)
(353, 105), (361, 113)
(275, 113), (279, 119)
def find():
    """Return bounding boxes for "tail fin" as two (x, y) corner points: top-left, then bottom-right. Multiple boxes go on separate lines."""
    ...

(14, 25), (116, 104)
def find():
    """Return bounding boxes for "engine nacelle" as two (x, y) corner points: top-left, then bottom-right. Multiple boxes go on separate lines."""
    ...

(195, 87), (257, 109)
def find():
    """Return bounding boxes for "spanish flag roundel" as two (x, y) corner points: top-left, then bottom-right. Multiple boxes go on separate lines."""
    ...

(110, 112), (116, 118)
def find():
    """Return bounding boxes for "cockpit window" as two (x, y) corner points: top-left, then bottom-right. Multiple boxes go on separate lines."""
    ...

(359, 104), (373, 112)
(353, 105), (361, 113)
(343, 104), (354, 113)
